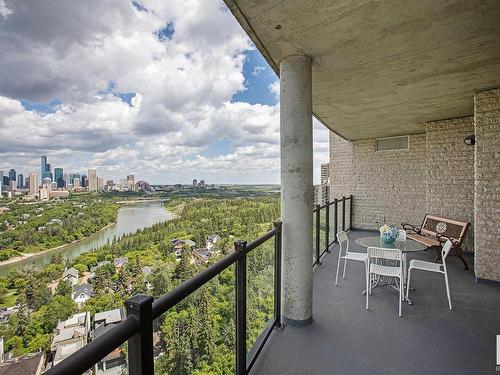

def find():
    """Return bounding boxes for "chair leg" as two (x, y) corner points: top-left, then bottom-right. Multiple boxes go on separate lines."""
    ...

(342, 257), (348, 278)
(365, 270), (370, 310)
(398, 277), (402, 317)
(406, 268), (412, 300)
(335, 254), (342, 286)
(454, 248), (469, 270)
(444, 272), (452, 310)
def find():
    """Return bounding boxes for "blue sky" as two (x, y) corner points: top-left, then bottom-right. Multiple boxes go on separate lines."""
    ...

(0, 0), (329, 185)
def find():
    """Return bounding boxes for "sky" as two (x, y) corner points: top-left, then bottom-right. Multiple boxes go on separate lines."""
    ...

(0, 0), (330, 185)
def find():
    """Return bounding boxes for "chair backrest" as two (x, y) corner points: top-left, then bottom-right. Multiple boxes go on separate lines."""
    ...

(441, 240), (453, 260)
(397, 229), (406, 241)
(336, 231), (349, 254)
(367, 246), (402, 262)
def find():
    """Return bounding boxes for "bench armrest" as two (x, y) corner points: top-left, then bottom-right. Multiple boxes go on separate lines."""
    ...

(436, 234), (459, 246)
(401, 222), (420, 234)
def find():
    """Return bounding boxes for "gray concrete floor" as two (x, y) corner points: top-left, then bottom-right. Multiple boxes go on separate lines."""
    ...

(251, 230), (500, 375)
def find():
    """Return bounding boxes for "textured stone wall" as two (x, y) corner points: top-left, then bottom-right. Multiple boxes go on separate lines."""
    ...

(329, 133), (427, 230)
(474, 88), (500, 282)
(425, 117), (475, 251)
(329, 87), (500, 281)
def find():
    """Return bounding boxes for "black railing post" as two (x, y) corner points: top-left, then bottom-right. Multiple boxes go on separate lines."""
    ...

(234, 240), (247, 375)
(334, 198), (338, 240)
(342, 197), (346, 232)
(315, 204), (321, 265)
(349, 194), (353, 230)
(325, 199), (330, 252)
(274, 221), (282, 327)
(125, 295), (154, 375)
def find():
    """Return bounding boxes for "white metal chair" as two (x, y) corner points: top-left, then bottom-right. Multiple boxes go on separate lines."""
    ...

(365, 247), (404, 317)
(335, 231), (368, 286)
(406, 240), (453, 309)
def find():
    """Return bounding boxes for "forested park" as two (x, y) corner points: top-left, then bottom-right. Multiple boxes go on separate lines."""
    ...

(0, 194), (280, 374)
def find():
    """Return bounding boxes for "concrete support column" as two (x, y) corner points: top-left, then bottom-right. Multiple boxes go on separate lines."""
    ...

(280, 55), (313, 325)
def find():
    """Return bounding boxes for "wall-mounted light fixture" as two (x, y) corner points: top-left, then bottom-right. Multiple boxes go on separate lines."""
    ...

(464, 134), (475, 146)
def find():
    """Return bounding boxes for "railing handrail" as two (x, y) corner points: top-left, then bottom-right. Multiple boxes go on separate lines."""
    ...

(45, 223), (282, 375)
(45, 191), (354, 375)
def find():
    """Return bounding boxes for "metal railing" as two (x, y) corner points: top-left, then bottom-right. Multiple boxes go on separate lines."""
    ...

(45, 221), (283, 375)
(45, 194), (354, 375)
(313, 195), (353, 266)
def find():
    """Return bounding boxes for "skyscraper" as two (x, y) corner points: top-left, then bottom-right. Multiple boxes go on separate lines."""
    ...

(193, 179), (198, 187)
(320, 163), (330, 185)
(17, 174), (24, 189)
(29, 173), (40, 196)
(97, 176), (104, 192)
(88, 169), (97, 192)
(54, 168), (64, 188)
(8, 169), (16, 182)
(41, 156), (47, 179)
(127, 175), (135, 191)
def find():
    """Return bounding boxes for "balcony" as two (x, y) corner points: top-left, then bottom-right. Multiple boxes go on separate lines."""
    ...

(251, 229), (500, 375)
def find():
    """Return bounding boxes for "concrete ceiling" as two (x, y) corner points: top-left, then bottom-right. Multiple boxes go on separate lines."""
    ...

(224, 0), (500, 140)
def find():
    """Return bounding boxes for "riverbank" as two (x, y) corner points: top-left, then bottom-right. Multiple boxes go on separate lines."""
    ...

(0, 202), (174, 274)
(0, 222), (115, 267)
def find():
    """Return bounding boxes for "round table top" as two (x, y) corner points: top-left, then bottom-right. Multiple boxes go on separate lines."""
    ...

(355, 236), (428, 253)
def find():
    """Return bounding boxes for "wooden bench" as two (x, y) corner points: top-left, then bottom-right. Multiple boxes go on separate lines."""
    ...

(401, 215), (470, 270)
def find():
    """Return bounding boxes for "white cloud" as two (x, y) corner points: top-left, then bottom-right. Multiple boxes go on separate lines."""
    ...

(0, 0), (329, 184)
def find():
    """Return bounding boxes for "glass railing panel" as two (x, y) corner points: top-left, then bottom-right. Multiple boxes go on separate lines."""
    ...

(246, 235), (275, 353)
(153, 262), (236, 375)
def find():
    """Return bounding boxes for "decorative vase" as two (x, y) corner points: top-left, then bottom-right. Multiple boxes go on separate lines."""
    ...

(380, 233), (396, 244)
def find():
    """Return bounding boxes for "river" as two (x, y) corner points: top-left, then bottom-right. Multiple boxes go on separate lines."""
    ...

(0, 202), (174, 276)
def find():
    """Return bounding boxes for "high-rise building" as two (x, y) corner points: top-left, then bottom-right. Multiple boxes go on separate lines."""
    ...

(2, 176), (8, 187)
(9, 180), (16, 192)
(29, 173), (40, 196)
(313, 184), (330, 206)
(0, 170), (3, 195)
(8, 169), (16, 182)
(127, 175), (135, 191)
(106, 180), (114, 192)
(41, 156), (47, 180)
(54, 168), (64, 188)
(81, 174), (87, 188)
(97, 176), (104, 192)
(199, 179), (206, 188)
(193, 179), (198, 187)
(88, 169), (97, 192)
(17, 174), (24, 189)
(320, 163), (330, 185)
(73, 178), (81, 189)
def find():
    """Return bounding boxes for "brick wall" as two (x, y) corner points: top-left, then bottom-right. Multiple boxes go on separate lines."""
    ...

(425, 117), (475, 251)
(329, 133), (427, 230)
(474, 88), (500, 282)
(329, 88), (500, 281)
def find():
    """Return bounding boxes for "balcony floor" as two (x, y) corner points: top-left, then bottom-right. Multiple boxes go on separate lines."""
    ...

(251, 230), (500, 375)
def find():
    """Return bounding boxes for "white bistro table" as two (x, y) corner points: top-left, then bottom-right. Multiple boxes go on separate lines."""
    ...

(355, 236), (428, 304)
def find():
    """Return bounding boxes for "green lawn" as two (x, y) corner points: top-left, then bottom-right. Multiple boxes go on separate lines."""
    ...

(0, 290), (17, 309)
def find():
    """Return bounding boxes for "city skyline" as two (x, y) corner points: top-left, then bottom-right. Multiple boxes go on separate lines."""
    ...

(0, 1), (328, 185)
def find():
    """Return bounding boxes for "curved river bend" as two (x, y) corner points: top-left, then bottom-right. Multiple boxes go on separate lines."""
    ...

(0, 202), (173, 276)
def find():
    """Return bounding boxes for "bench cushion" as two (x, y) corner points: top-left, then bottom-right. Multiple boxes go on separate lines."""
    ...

(407, 233), (440, 247)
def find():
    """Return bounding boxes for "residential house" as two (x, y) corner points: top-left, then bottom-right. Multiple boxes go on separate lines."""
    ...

(171, 239), (196, 258)
(192, 249), (212, 264)
(61, 267), (79, 286)
(206, 234), (221, 251)
(72, 284), (93, 306)
(93, 309), (126, 374)
(0, 352), (45, 375)
(113, 257), (128, 271)
(47, 312), (90, 368)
